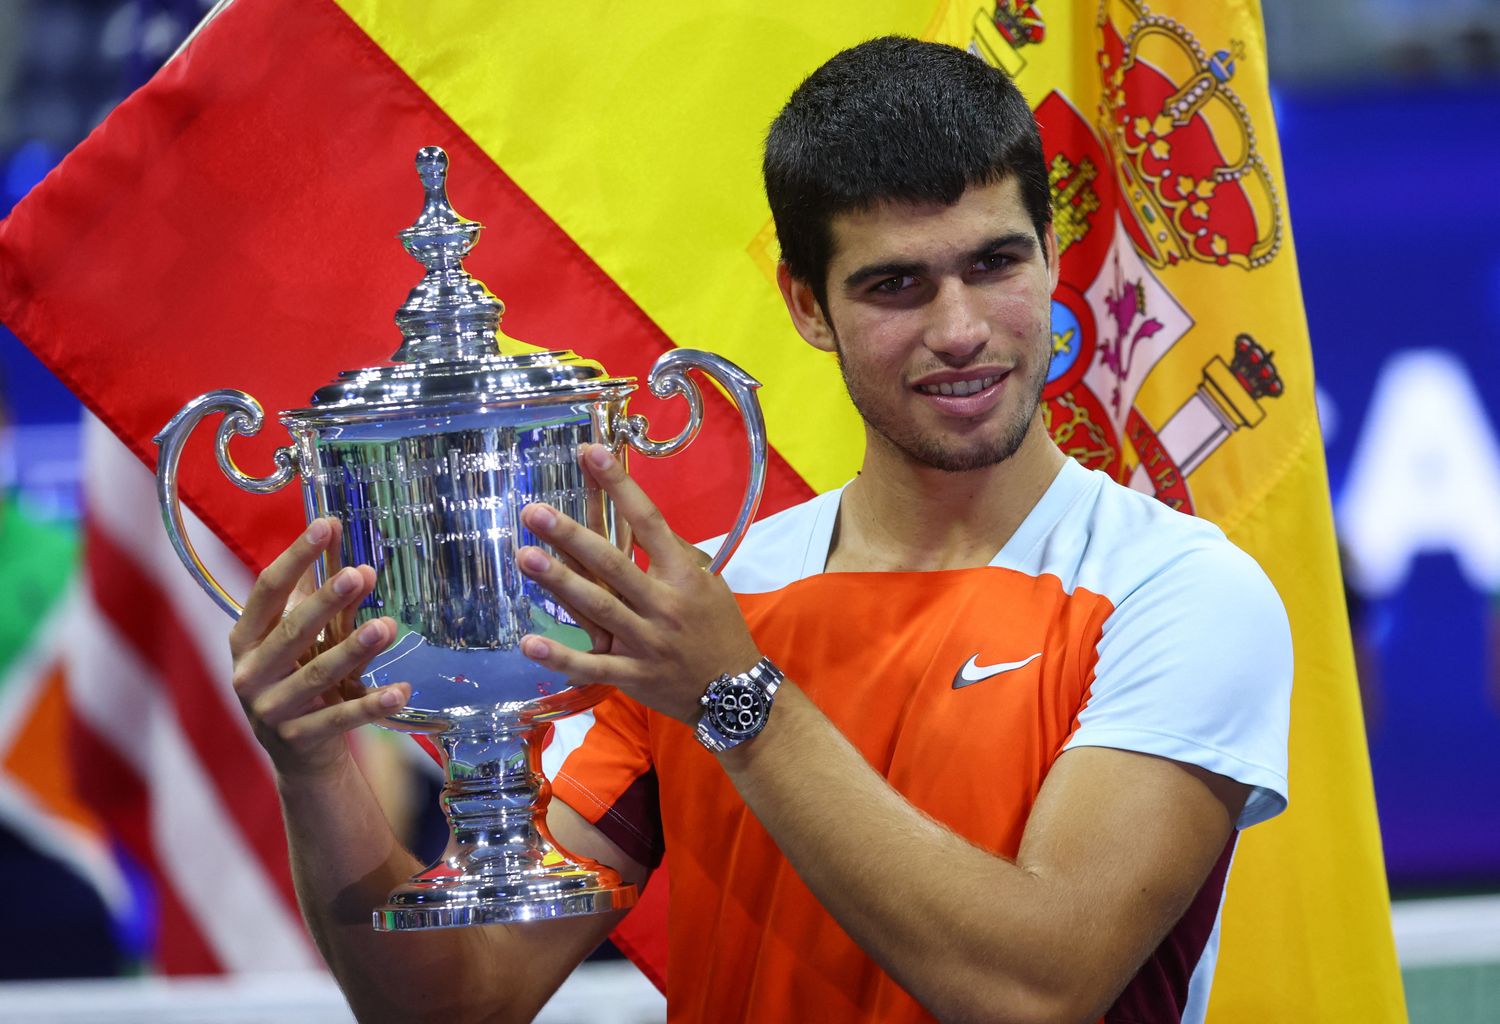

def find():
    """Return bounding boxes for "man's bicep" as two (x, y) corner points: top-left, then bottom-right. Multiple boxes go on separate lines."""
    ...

(1071, 536), (1293, 830)
(1014, 745), (1246, 1015)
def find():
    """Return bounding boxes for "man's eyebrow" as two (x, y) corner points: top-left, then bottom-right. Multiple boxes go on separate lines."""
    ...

(842, 232), (1040, 291)
(969, 231), (1039, 261)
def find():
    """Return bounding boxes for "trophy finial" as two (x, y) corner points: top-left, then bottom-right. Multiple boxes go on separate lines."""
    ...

(416, 145), (447, 187)
(392, 145), (506, 364)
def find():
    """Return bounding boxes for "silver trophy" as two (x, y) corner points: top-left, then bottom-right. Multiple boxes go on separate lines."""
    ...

(154, 147), (767, 929)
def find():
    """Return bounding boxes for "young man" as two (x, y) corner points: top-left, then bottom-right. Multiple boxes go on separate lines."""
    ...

(231, 37), (1290, 1024)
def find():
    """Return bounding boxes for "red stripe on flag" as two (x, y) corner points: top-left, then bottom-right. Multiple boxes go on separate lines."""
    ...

(69, 711), (223, 974)
(83, 515), (297, 913)
(0, 0), (814, 580)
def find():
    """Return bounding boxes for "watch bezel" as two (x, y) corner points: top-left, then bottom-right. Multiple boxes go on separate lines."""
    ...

(704, 678), (773, 740)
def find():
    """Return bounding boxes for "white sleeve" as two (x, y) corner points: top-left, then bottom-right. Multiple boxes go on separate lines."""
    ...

(1063, 540), (1293, 829)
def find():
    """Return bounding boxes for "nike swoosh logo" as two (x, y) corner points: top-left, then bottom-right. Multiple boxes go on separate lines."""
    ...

(952, 652), (1042, 689)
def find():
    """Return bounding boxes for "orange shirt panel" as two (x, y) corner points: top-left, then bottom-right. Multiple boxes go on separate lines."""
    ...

(638, 567), (1114, 1023)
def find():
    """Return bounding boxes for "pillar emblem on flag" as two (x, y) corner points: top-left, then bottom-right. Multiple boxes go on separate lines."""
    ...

(1126, 335), (1284, 512)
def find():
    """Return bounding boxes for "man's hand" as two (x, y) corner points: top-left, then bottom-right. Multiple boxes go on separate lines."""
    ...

(228, 516), (410, 778)
(515, 443), (761, 724)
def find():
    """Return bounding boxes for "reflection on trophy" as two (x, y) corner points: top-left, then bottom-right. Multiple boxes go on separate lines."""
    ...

(153, 147), (768, 929)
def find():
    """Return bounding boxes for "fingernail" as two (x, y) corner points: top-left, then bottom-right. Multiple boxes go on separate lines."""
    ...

(522, 637), (550, 659)
(379, 687), (404, 708)
(358, 621), (385, 647)
(587, 446), (613, 470)
(333, 567), (359, 596)
(528, 506), (556, 530)
(519, 548), (549, 573)
(305, 519), (330, 545)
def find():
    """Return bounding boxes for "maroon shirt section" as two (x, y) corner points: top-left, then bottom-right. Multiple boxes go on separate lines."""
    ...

(1106, 833), (1239, 1023)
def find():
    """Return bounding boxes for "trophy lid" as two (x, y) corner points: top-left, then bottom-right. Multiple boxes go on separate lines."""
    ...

(290, 147), (632, 419)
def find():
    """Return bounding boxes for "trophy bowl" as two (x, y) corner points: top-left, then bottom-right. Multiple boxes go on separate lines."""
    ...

(153, 147), (767, 930)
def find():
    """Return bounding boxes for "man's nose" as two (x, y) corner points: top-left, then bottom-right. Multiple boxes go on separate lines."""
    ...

(924, 280), (990, 361)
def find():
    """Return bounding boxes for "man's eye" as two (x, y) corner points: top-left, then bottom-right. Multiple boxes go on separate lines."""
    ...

(872, 275), (916, 294)
(974, 253), (1014, 273)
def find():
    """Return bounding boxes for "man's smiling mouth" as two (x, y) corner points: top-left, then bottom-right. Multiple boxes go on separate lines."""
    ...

(915, 374), (1003, 397)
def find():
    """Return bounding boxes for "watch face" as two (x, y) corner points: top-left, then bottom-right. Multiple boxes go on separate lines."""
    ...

(708, 681), (770, 739)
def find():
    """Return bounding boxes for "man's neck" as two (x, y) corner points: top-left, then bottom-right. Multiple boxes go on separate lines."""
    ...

(825, 419), (1067, 573)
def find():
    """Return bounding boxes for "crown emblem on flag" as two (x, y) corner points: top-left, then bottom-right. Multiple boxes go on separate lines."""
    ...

(992, 1), (1047, 46)
(1097, 2), (1283, 270)
(1227, 332), (1282, 400)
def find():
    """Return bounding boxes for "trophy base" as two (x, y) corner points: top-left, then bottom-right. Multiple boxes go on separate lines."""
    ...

(373, 863), (637, 931)
(371, 718), (639, 931)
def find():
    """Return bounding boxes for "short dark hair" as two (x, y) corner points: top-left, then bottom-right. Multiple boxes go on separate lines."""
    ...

(764, 36), (1051, 311)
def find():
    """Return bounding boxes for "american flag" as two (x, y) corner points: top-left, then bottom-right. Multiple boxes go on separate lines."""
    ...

(70, 415), (320, 971)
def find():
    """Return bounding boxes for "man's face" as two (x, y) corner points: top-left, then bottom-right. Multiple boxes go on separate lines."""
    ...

(787, 177), (1057, 473)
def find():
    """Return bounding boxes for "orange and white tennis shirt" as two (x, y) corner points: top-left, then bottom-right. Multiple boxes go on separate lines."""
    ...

(552, 457), (1292, 1023)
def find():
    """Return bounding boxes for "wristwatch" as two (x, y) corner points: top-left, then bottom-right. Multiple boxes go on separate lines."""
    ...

(694, 657), (784, 753)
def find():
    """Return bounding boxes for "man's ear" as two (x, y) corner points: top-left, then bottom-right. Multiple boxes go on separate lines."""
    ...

(1044, 222), (1060, 293)
(776, 262), (837, 353)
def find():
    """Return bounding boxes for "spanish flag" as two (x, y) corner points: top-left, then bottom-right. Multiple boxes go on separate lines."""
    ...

(0, 0), (1404, 1017)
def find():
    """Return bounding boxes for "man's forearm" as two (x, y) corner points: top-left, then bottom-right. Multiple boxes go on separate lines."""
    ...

(278, 752), (635, 1024)
(716, 682), (1223, 1024)
(715, 683), (1075, 1023)
(277, 756), (506, 1023)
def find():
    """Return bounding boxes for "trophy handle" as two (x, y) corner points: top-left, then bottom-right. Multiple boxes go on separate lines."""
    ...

(617, 349), (766, 575)
(153, 389), (300, 619)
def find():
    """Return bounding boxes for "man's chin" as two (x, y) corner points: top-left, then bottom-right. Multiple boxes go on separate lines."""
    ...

(918, 446), (1023, 474)
(879, 427), (1032, 473)
(851, 379), (1046, 474)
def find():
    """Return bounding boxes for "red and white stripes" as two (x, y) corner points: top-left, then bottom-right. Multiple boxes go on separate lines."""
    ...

(70, 415), (318, 973)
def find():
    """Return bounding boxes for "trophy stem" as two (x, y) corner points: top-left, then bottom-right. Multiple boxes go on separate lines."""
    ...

(373, 721), (638, 930)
